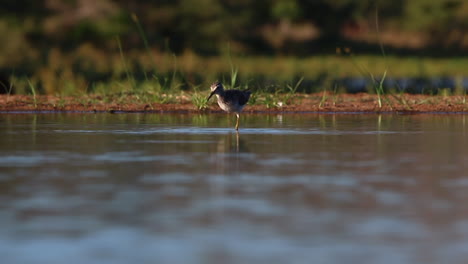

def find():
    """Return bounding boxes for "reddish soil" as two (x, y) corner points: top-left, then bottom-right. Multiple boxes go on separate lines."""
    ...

(1, 93), (468, 113)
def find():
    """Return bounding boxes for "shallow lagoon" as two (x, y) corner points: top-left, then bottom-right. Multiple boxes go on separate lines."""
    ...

(1, 113), (468, 264)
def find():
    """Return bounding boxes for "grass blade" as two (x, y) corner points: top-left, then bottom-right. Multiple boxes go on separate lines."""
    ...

(26, 78), (37, 108)
(116, 36), (136, 90)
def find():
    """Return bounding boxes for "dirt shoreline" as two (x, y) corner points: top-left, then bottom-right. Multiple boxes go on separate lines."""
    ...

(1, 93), (468, 114)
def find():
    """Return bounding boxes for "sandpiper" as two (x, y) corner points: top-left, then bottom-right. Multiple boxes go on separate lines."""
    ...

(207, 82), (251, 130)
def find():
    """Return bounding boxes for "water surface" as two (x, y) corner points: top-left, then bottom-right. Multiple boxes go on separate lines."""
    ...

(1, 113), (468, 264)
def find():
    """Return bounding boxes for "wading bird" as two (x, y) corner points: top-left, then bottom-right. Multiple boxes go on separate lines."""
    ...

(207, 82), (251, 130)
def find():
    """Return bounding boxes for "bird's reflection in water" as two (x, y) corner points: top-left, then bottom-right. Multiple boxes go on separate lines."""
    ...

(214, 131), (249, 176)
(216, 131), (249, 154)
(209, 132), (250, 221)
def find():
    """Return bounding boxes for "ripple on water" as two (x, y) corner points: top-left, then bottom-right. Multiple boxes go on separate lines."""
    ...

(206, 173), (358, 188)
(91, 152), (192, 164)
(140, 173), (194, 184)
(0, 154), (64, 167)
(52, 127), (416, 136)
(0, 225), (458, 264)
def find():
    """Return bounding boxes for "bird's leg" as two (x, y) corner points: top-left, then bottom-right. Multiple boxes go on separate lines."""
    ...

(235, 113), (240, 130)
(236, 130), (240, 152)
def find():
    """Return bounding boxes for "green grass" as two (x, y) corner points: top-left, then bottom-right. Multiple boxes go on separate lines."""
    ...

(225, 44), (239, 90)
(3, 32), (468, 116)
(0, 76), (13, 95)
(191, 92), (209, 110)
(4, 14), (466, 112)
(26, 78), (37, 108)
(283, 77), (303, 105)
(116, 36), (136, 91)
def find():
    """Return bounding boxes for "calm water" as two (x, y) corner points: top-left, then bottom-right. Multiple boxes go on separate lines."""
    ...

(1, 113), (468, 264)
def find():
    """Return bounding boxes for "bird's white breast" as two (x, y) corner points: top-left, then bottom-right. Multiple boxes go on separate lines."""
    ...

(216, 94), (237, 112)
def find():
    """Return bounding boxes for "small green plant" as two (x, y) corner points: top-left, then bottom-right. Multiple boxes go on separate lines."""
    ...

(462, 88), (467, 106)
(283, 76), (303, 104)
(191, 92), (209, 110)
(262, 93), (278, 108)
(132, 13), (183, 92)
(285, 77), (303, 94)
(373, 7), (391, 109)
(132, 13), (158, 77)
(0, 76), (13, 97)
(116, 37), (136, 91)
(370, 70), (386, 108)
(152, 54), (183, 91)
(385, 78), (412, 110)
(26, 78), (37, 108)
(57, 97), (66, 108)
(319, 83), (331, 108)
(248, 88), (259, 105)
(221, 43), (240, 90)
(228, 64), (238, 90)
(191, 84), (209, 110)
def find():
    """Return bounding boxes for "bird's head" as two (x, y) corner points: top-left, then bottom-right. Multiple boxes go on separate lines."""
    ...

(207, 82), (223, 101)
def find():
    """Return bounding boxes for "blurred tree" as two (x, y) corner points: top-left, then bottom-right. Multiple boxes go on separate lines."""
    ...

(0, 0), (466, 57)
(272, 0), (301, 21)
(402, 0), (468, 48)
(177, 0), (226, 54)
(0, 0), (47, 17)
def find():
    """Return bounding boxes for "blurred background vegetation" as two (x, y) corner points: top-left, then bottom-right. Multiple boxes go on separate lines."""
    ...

(0, 0), (467, 95)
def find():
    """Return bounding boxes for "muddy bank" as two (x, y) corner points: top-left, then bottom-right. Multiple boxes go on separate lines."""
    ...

(1, 93), (468, 113)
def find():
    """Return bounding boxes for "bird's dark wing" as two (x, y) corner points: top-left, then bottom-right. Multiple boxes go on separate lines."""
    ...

(237, 90), (251, 106)
(223, 90), (251, 106)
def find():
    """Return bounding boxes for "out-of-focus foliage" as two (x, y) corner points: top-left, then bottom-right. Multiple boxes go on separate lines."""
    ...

(0, 0), (466, 56)
(0, 0), (466, 95)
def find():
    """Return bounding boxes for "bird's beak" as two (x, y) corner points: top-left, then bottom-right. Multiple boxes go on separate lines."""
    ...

(207, 91), (215, 102)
